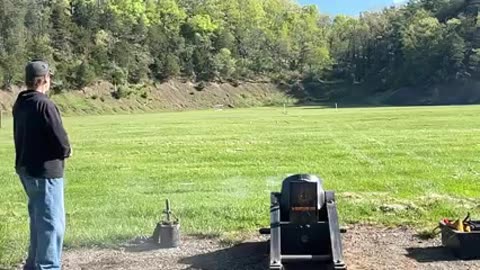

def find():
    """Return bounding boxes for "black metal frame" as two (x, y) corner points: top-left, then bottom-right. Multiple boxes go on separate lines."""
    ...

(270, 192), (283, 270)
(326, 192), (347, 270)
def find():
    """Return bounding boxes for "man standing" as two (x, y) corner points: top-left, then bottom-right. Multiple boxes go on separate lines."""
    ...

(13, 60), (71, 270)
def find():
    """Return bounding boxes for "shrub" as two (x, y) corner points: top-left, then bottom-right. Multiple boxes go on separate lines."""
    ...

(112, 85), (132, 99)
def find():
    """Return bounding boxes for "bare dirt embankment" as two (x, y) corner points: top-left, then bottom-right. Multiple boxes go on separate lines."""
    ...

(0, 80), (292, 115)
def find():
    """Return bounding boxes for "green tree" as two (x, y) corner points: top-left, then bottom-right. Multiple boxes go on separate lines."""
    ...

(74, 61), (96, 88)
(213, 48), (236, 79)
(0, 0), (27, 87)
(401, 10), (444, 84)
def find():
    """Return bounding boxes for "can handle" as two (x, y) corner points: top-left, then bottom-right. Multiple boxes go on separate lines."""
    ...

(162, 199), (179, 224)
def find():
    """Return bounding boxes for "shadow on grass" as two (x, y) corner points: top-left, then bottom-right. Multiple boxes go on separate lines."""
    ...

(179, 241), (268, 270)
(295, 102), (480, 110)
(405, 247), (464, 263)
(298, 103), (382, 109)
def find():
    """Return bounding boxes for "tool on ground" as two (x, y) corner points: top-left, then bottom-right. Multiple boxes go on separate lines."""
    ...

(442, 213), (480, 233)
(259, 174), (347, 270)
(152, 199), (180, 248)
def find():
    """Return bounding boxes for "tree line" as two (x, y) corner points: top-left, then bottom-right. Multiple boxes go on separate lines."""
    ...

(0, 0), (479, 96)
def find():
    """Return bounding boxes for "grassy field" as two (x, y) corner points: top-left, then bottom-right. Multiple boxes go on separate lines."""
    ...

(1, 105), (480, 267)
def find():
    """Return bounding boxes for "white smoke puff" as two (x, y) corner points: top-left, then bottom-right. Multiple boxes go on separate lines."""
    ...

(222, 176), (250, 199)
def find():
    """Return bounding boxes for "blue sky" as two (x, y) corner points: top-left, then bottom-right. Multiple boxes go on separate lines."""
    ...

(298, 0), (405, 16)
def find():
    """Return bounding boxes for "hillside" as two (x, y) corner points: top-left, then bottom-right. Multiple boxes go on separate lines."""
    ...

(5, 78), (480, 115)
(0, 80), (293, 115)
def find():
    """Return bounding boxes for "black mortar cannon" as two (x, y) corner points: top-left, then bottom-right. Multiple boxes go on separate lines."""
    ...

(260, 174), (347, 270)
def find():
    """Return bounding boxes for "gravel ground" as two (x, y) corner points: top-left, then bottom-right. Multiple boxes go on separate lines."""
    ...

(17, 225), (480, 270)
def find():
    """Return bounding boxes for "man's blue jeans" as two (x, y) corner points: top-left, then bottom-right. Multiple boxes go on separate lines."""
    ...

(18, 173), (65, 270)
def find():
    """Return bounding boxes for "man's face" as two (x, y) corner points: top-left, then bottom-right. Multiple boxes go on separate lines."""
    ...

(44, 73), (51, 93)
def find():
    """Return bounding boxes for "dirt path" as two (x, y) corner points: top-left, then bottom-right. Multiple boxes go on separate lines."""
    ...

(50, 226), (480, 270)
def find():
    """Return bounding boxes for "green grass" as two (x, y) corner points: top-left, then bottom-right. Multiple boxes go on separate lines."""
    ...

(1, 105), (480, 267)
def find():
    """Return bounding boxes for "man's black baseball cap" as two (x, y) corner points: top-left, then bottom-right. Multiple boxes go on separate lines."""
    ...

(25, 60), (52, 84)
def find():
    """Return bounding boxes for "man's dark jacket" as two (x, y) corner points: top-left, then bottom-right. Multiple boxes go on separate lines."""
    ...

(13, 90), (71, 178)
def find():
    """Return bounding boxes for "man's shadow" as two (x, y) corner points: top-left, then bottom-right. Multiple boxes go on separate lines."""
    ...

(179, 240), (335, 270)
(179, 241), (269, 270)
